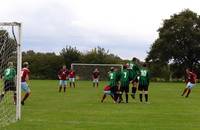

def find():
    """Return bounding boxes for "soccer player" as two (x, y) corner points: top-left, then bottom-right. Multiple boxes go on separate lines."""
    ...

(92, 68), (100, 87)
(0, 62), (16, 104)
(119, 65), (130, 103)
(21, 62), (31, 105)
(127, 58), (140, 99)
(138, 63), (150, 103)
(101, 85), (115, 103)
(58, 65), (69, 92)
(108, 67), (119, 102)
(69, 68), (76, 88)
(181, 68), (197, 98)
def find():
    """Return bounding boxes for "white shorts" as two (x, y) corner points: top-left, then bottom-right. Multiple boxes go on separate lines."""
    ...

(69, 78), (75, 82)
(21, 82), (31, 93)
(93, 79), (99, 83)
(59, 80), (67, 87)
(186, 82), (196, 89)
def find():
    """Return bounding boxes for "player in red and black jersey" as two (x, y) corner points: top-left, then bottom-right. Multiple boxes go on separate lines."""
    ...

(69, 69), (76, 88)
(21, 62), (31, 105)
(58, 65), (69, 92)
(92, 68), (100, 87)
(181, 68), (197, 98)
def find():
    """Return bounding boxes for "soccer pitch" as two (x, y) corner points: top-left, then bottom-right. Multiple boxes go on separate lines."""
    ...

(4, 80), (200, 130)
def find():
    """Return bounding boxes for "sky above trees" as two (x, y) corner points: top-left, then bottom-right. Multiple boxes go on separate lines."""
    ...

(1, 0), (200, 60)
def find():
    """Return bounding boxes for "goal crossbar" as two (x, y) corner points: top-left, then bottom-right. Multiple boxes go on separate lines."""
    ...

(0, 22), (21, 26)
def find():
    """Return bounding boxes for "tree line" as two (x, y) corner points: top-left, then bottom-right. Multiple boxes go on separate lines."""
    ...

(22, 46), (124, 79)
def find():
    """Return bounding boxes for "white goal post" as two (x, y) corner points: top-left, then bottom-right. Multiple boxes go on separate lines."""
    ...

(0, 22), (22, 127)
(71, 63), (123, 80)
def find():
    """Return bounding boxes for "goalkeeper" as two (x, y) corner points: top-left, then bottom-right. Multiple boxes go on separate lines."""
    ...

(0, 62), (16, 104)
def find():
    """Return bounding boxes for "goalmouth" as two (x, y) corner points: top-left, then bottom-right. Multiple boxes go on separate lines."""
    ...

(71, 63), (123, 81)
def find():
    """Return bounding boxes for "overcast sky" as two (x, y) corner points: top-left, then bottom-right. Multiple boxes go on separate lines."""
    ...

(0, 0), (200, 60)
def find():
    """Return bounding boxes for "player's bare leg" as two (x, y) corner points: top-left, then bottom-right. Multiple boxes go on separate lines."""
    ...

(181, 88), (188, 96)
(131, 82), (137, 99)
(21, 92), (31, 105)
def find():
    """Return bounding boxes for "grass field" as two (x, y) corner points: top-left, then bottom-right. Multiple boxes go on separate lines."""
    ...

(3, 80), (200, 130)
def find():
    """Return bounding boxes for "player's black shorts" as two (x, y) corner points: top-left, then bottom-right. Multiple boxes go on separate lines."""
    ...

(138, 84), (148, 91)
(4, 80), (16, 92)
(120, 86), (129, 93)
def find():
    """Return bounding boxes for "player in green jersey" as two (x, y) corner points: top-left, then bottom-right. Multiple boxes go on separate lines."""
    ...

(119, 65), (130, 103)
(127, 58), (140, 99)
(138, 63), (150, 103)
(108, 67), (120, 102)
(0, 62), (17, 104)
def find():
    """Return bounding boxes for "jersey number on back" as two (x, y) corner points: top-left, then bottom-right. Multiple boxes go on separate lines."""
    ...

(123, 72), (127, 79)
(141, 70), (147, 77)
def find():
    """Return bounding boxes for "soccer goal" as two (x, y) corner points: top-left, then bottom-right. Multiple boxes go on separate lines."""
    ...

(71, 63), (123, 81)
(0, 22), (22, 128)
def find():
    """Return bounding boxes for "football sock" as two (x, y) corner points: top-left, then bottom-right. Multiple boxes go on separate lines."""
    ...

(14, 93), (17, 104)
(139, 94), (142, 102)
(73, 83), (75, 88)
(22, 93), (30, 103)
(64, 87), (66, 92)
(132, 87), (137, 95)
(101, 94), (106, 103)
(125, 93), (128, 103)
(182, 88), (187, 96)
(145, 94), (148, 102)
(0, 94), (4, 102)
(186, 89), (191, 97)
(97, 83), (99, 87)
(59, 87), (62, 92)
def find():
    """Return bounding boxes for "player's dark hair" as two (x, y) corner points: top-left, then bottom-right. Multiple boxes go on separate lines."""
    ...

(110, 67), (114, 71)
(23, 62), (29, 67)
(143, 63), (147, 67)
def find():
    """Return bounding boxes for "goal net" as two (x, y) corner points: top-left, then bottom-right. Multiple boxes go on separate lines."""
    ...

(71, 63), (123, 81)
(0, 22), (22, 129)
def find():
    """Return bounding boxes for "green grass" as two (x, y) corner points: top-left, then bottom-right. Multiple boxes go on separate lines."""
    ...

(3, 80), (200, 130)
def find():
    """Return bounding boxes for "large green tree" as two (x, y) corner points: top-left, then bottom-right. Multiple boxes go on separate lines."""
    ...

(146, 9), (200, 78)
(60, 46), (82, 68)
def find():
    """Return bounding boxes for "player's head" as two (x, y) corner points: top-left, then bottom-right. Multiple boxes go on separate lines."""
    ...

(143, 63), (147, 68)
(23, 62), (29, 68)
(8, 62), (14, 68)
(186, 68), (191, 74)
(110, 67), (114, 72)
(95, 68), (98, 71)
(62, 65), (66, 69)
